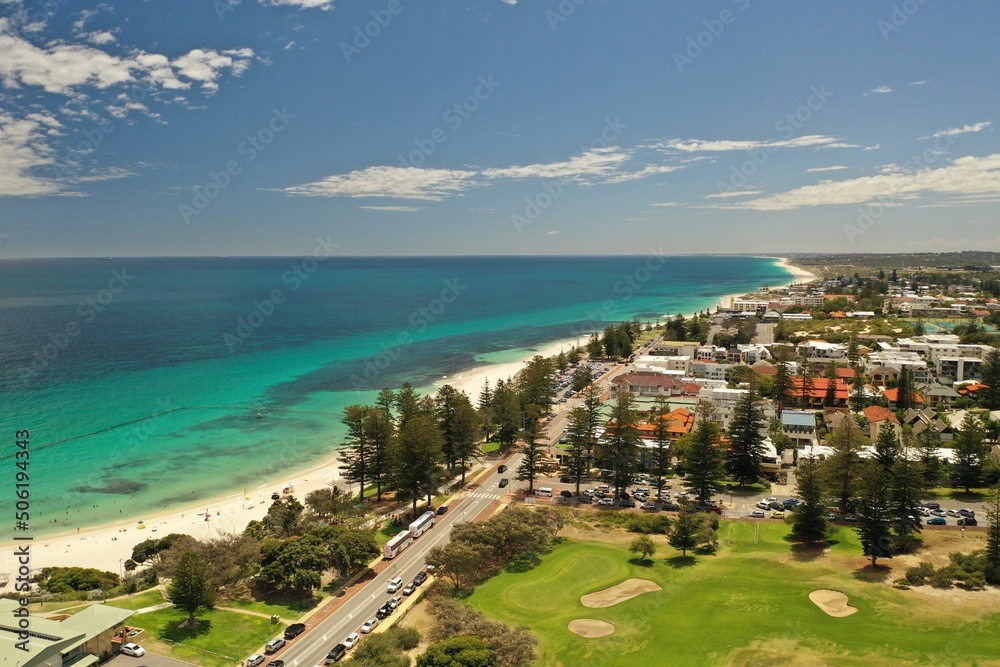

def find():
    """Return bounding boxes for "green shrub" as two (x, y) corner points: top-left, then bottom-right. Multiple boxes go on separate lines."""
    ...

(624, 514), (672, 534)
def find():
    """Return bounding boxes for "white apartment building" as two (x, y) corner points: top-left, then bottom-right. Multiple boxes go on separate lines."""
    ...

(698, 386), (775, 432)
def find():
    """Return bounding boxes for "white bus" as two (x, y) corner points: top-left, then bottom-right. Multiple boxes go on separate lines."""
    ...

(535, 487), (553, 497)
(408, 510), (436, 537)
(382, 530), (414, 559)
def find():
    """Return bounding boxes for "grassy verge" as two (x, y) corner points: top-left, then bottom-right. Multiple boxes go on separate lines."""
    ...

(133, 606), (281, 667)
(106, 589), (167, 610)
(225, 595), (320, 619)
(466, 521), (1000, 667)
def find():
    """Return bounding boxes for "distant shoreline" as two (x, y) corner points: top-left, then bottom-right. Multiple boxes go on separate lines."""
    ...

(0, 255), (805, 573)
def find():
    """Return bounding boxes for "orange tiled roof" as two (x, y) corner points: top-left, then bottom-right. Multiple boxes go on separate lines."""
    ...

(882, 387), (924, 404)
(863, 405), (900, 424)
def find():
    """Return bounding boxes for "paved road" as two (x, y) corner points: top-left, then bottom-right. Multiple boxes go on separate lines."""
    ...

(269, 455), (522, 667)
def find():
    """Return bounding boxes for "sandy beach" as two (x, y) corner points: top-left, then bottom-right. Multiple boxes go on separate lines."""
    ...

(0, 258), (815, 577)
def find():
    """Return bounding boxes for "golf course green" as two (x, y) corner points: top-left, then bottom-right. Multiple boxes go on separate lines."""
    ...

(466, 521), (1000, 666)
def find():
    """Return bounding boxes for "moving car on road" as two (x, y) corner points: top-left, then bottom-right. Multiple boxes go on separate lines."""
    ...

(927, 517), (946, 525)
(387, 576), (403, 593)
(498, 478), (509, 488)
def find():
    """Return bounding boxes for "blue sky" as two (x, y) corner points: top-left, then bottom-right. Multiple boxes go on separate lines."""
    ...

(1, 0), (999, 257)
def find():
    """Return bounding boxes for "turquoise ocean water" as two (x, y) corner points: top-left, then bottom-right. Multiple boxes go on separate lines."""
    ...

(0, 255), (790, 535)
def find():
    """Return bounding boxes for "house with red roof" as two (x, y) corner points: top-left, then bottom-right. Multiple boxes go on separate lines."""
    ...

(789, 376), (851, 408)
(882, 386), (924, 409)
(863, 405), (901, 441)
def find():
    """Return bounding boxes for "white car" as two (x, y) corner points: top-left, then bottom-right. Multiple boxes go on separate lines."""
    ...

(387, 576), (403, 593)
(388, 595), (402, 609)
(597, 498), (615, 506)
(360, 617), (378, 634)
(121, 644), (145, 657)
(343, 632), (360, 649)
(749, 510), (766, 519)
(756, 500), (771, 510)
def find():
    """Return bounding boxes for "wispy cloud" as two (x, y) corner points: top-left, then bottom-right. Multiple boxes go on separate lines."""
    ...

(650, 202), (682, 207)
(280, 147), (682, 200)
(870, 85), (893, 94)
(804, 165), (849, 173)
(260, 0), (335, 9)
(281, 166), (478, 201)
(920, 122), (991, 140)
(725, 153), (1000, 211)
(704, 190), (763, 199)
(359, 205), (424, 212)
(655, 135), (853, 153)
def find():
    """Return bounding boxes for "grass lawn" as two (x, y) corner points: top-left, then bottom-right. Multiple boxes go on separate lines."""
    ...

(482, 442), (501, 455)
(466, 521), (1000, 667)
(225, 595), (320, 619)
(106, 588), (166, 610)
(133, 606), (282, 667)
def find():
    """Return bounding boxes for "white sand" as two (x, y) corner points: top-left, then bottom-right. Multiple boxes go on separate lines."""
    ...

(775, 257), (818, 285)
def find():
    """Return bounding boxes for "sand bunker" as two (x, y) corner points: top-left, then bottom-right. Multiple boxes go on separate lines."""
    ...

(581, 578), (661, 608)
(808, 589), (857, 617)
(568, 619), (615, 637)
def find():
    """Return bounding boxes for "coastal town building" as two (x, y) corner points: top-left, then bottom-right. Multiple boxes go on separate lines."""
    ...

(862, 405), (901, 442)
(0, 601), (138, 667)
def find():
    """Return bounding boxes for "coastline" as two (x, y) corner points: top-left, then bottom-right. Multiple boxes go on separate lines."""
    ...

(0, 258), (805, 573)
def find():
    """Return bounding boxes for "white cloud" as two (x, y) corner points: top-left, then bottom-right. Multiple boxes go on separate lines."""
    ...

(260, 0), (335, 9)
(84, 31), (116, 45)
(870, 85), (893, 94)
(0, 18), (254, 95)
(728, 153), (1000, 211)
(650, 202), (682, 207)
(359, 205), (423, 212)
(546, 230), (559, 235)
(602, 164), (680, 184)
(481, 147), (629, 181)
(656, 135), (850, 153)
(280, 147), (683, 201)
(281, 166), (478, 201)
(910, 80), (929, 86)
(804, 165), (848, 173)
(0, 111), (62, 196)
(921, 122), (991, 140)
(704, 190), (763, 199)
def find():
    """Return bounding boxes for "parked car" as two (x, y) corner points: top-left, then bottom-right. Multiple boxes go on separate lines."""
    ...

(577, 496), (593, 504)
(360, 618), (378, 634)
(749, 510), (765, 518)
(923, 502), (941, 510)
(768, 501), (785, 511)
(756, 500), (771, 510)
(771, 510), (784, 519)
(947, 509), (961, 517)
(927, 516), (947, 525)
(403, 582), (416, 595)
(843, 513), (859, 522)
(343, 633), (360, 650)
(387, 576), (403, 593)
(582, 489), (595, 497)
(560, 490), (573, 498)
(930, 509), (947, 517)
(958, 517), (978, 526)
(375, 605), (389, 620)
(597, 498), (615, 506)
(267, 661), (285, 667)
(827, 513), (837, 522)
(661, 502), (680, 511)
(121, 644), (145, 657)
(325, 644), (347, 663)
(437, 506), (448, 515)
(284, 623), (306, 640)
(917, 507), (930, 517)
(560, 476), (573, 483)
(619, 499), (636, 508)
(640, 502), (656, 511)
(414, 571), (428, 586)
(247, 655), (266, 667)
(265, 638), (286, 654)
(388, 596), (402, 609)
(498, 465), (507, 473)
(498, 478), (509, 488)
(959, 508), (976, 518)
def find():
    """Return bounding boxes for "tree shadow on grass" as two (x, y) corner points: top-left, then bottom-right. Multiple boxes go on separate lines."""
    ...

(160, 617), (212, 642)
(782, 535), (839, 562)
(665, 555), (696, 569)
(628, 557), (654, 568)
(853, 563), (893, 583)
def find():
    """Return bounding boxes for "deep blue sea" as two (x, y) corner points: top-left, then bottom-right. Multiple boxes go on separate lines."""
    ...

(0, 255), (790, 534)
